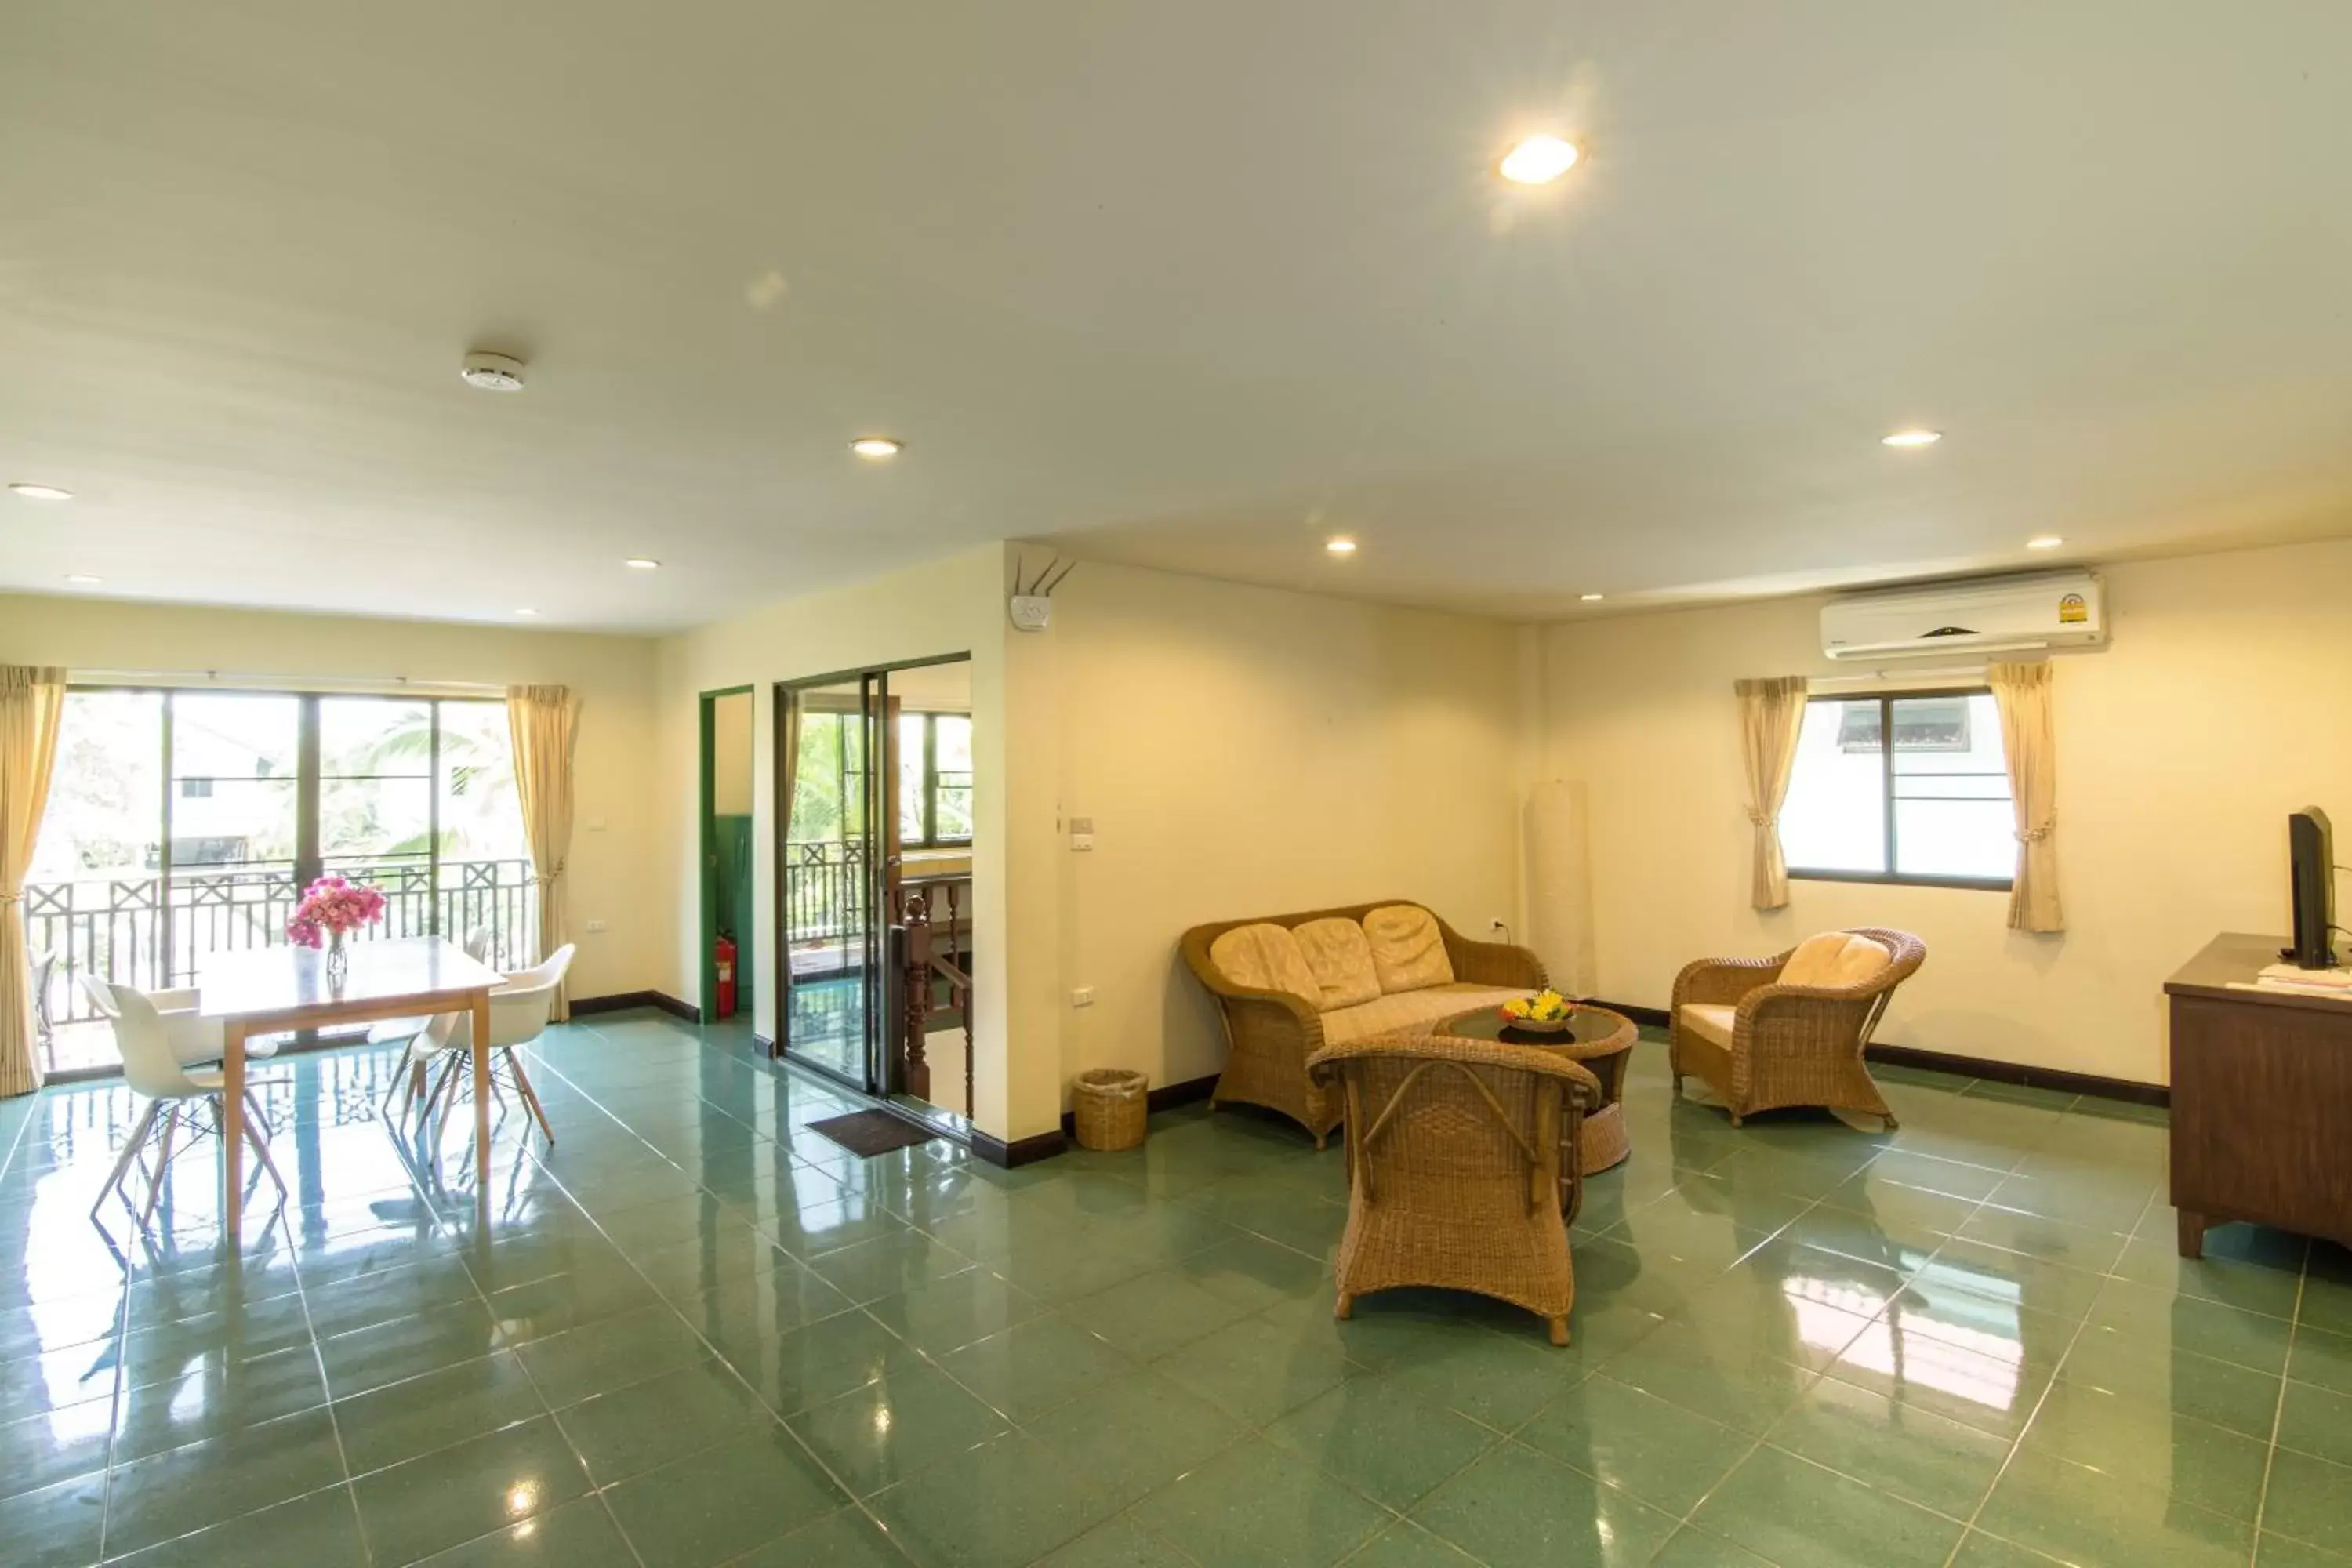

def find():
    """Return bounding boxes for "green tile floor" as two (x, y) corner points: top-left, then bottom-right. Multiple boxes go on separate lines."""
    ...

(4, 1011), (2350, 1566)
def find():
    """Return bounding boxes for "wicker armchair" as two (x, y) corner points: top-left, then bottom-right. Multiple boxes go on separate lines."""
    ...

(1181, 902), (1547, 1146)
(1308, 1033), (1599, 1345)
(1668, 927), (1926, 1130)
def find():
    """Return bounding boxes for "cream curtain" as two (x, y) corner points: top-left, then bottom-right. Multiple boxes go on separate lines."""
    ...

(1735, 676), (1810, 910)
(507, 684), (581, 1020)
(1989, 660), (2063, 933)
(2, 667), (67, 1097)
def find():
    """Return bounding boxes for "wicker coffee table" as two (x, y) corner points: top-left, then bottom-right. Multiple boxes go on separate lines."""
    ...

(1438, 1002), (1639, 1174)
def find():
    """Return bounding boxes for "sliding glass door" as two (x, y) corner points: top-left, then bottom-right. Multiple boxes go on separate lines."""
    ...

(26, 689), (534, 1076)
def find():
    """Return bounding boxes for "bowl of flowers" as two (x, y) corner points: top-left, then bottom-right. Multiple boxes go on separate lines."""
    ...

(1500, 989), (1577, 1035)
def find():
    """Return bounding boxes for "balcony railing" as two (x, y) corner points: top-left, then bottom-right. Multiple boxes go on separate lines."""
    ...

(783, 838), (867, 947)
(24, 856), (538, 1076)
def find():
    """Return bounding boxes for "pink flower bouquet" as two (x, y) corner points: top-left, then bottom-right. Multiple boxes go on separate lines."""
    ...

(286, 875), (387, 949)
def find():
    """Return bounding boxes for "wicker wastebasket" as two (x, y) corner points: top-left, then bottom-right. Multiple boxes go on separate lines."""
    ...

(1071, 1069), (1149, 1151)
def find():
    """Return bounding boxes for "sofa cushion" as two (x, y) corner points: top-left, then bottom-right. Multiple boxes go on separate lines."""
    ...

(1321, 984), (1530, 1046)
(1780, 931), (1891, 989)
(1294, 917), (1383, 1010)
(1207, 922), (1320, 1002)
(1678, 1003), (1737, 1050)
(1363, 903), (1455, 994)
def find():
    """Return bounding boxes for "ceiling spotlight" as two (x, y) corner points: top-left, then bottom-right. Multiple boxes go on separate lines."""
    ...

(1325, 536), (1358, 556)
(1500, 136), (1580, 185)
(1881, 429), (1942, 448)
(64, 574), (101, 586)
(1580, 593), (1605, 602)
(849, 437), (903, 459)
(624, 557), (661, 570)
(9, 482), (74, 501)
(2026, 535), (2064, 550)
(459, 351), (527, 392)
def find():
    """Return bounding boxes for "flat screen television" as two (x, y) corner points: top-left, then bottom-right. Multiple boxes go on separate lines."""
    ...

(2288, 808), (2339, 969)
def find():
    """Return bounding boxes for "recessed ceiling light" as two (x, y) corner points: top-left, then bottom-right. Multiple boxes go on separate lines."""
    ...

(1500, 135), (1580, 185)
(1881, 429), (1942, 448)
(9, 482), (73, 501)
(849, 437), (903, 459)
(1580, 593), (1605, 602)
(624, 557), (661, 571)
(2026, 535), (2064, 550)
(514, 608), (539, 617)
(1325, 536), (1358, 556)
(64, 574), (100, 586)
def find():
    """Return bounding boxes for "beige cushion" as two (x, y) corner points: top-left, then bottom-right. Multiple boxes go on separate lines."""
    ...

(1362, 904), (1455, 994)
(1780, 931), (1891, 989)
(1294, 917), (1383, 1010)
(1678, 1003), (1737, 1050)
(1321, 984), (1531, 1046)
(1207, 923), (1320, 1002)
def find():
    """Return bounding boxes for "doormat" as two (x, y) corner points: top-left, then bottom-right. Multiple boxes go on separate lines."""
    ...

(809, 1110), (936, 1158)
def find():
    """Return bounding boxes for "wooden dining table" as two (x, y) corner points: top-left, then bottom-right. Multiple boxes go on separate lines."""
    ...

(198, 936), (505, 1243)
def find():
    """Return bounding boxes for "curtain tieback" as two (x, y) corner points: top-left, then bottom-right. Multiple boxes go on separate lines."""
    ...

(0, 891), (20, 904)
(2014, 820), (2055, 845)
(532, 861), (565, 886)
(1746, 808), (1775, 828)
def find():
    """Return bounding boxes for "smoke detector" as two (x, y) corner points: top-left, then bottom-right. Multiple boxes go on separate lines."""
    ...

(459, 351), (527, 392)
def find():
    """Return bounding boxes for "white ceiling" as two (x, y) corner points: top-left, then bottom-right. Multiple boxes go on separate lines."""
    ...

(3, 2), (2348, 631)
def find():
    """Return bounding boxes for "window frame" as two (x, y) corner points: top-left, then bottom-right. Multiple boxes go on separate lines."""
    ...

(899, 709), (973, 851)
(1784, 686), (2016, 893)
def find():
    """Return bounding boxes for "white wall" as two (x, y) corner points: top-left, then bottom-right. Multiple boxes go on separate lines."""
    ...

(1534, 537), (2352, 1086)
(1043, 560), (1526, 1096)
(0, 593), (662, 1000)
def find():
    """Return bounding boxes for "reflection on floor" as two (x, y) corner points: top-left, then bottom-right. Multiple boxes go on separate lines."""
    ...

(3, 1015), (2350, 1566)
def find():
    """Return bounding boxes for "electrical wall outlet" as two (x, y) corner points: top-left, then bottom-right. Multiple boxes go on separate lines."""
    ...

(585, 919), (608, 934)
(1070, 986), (1095, 1008)
(1069, 816), (1094, 851)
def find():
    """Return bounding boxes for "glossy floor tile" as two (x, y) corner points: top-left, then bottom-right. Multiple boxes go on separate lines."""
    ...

(2, 1014), (2345, 1565)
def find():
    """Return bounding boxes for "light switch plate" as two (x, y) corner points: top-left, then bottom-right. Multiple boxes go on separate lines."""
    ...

(1070, 986), (1095, 1008)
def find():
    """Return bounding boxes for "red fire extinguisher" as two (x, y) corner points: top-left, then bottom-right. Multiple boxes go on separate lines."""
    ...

(714, 935), (738, 1019)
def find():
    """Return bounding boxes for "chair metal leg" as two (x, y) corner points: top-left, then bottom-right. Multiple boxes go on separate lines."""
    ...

(243, 1089), (273, 1137)
(92, 1101), (161, 1221)
(142, 1106), (180, 1225)
(504, 1048), (555, 1145)
(241, 1112), (290, 1198)
(426, 1051), (466, 1122)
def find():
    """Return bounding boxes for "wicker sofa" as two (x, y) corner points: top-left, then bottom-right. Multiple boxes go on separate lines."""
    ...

(1669, 927), (1926, 1130)
(1180, 901), (1548, 1145)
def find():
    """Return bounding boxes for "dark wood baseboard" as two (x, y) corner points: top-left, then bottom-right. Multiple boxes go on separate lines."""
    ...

(569, 991), (702, 1024)
(1057, 1072), (1220, 1138)
(1598, 998), (2165, 1108)
(1864, 1042), (2169, 1108)
(971, 1127), (1068, 1168)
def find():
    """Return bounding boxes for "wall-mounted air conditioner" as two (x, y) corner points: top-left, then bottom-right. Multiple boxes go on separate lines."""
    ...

(1820, 571), (2105, 662)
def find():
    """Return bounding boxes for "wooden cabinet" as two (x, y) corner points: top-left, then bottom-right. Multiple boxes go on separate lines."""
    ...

(2165, 933), (2352, 1258)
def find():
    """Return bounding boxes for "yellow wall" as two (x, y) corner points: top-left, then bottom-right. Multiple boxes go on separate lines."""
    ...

(1534, 537), (2352, 1086)
(710, 690), (753, 816)
(0, 593), (662, 1001)
(1044, 561), (1526, 1096)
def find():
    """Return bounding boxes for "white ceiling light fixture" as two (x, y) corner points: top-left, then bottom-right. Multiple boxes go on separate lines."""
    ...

(1881, 429), (1942, 448)
(624, 557), (661, 570)
(459, 351), (527, 392)
(64, 574), (101, 585)
(1325, 536), (1358, 556)
(2026, 535), (2064, 550)
(849, 437), (903, 459)
(514, 607), (539, 617)
(1500, 135), (1580, 185)
(9, 482), (74, 500)
(1580, 592), (1605, 601)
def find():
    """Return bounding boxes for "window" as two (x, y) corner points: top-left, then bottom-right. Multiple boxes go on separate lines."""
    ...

(897, 711), (974, 848)
(1779, 690), (2015, 887)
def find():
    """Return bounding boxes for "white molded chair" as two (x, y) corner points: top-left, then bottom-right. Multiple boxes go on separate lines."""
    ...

(92, 986), (289, 1223)
(29, 946), (60, 1054)
(410, 943), (572, 1146)
(80, 975), (280, 1069)
(380, 927), (493, 1124)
